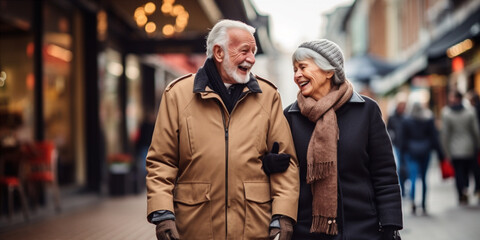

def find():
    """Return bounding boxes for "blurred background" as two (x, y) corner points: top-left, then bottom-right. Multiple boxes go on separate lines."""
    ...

(0, 0), (479, 239)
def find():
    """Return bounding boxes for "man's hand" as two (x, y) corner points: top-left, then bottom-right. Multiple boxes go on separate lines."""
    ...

(262, 142), (291, 175)
(156, 219), (180, 240)
(269, 216), (294, 240)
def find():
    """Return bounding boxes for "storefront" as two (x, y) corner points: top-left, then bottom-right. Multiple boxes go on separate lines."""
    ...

(0, 0), (77, 184)
(371, 5), (480, 120)
(426, 6), (480, 115)
(1, 0), (272, 196)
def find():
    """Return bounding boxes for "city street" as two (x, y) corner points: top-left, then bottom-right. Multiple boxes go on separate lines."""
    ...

(0, 163), (479, 240)
(2, 0), (480, 239)
(400, 163), (480, 240)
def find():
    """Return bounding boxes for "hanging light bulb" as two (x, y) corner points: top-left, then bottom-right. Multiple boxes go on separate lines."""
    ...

(145, 22), (157, 34)
(144, 2), (156, 15)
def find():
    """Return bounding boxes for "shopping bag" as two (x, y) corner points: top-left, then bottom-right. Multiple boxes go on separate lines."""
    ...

(440, 160), (454, 179)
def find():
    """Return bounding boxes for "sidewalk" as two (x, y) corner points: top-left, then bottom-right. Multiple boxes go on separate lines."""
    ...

(0, 163), (478, 239)
(400, 162), (480, 240)
(0, 192), (155, 240)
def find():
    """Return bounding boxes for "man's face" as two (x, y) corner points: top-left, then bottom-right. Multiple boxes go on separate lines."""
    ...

(220, 28), (257, 84)
(448, 93), (460, 105)
(397, 101), (406, 114)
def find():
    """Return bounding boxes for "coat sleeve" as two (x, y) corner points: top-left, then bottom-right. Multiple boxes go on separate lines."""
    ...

(470, 110), (480, 151)
(397, 119), (407, 164)
(267, 91), (300, 222)
(146, 89), (179, 218)
(440, 109), (452, 158)
(386, 116), (395, 143)
(367, 102), (403, 229)
(429, 119), (445, 160)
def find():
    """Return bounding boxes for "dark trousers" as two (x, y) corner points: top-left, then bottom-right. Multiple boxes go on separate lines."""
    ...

(451, 157), (480, 199)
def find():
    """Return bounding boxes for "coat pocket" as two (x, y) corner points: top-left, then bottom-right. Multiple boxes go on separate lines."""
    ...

(173, 183), (213, 239)
(244, 182), (272, 239)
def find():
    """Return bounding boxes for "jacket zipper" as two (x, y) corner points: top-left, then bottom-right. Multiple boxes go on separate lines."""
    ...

(216, 91), (250, 239)
(219, 106), (229, 239)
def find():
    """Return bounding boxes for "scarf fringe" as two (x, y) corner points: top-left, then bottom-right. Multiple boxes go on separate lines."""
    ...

(310, 216), (338, 235)
(306, 161), (335, 183)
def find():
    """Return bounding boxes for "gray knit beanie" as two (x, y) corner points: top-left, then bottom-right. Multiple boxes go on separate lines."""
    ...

(299, 39), (346, 84)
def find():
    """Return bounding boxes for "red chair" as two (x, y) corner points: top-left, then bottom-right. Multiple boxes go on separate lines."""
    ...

(0, 147), (30, 221)
(27, 141), (61, 212)
(0, 177), (30, 221)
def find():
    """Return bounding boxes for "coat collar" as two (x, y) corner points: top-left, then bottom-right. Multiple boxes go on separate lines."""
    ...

(193, 64), (262, 94)
(288, 91), (365, 112)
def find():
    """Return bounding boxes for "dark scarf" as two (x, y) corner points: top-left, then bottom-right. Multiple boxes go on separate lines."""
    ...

(450, 103), (464, 111)
(296, 80), (353, 235)
(203, 58), (246, 113)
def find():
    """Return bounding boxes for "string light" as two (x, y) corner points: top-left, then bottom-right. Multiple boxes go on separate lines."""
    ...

(133, 0), (189, 37)
(145, 22), (157, 34)
(162, 24), (175, 36)
(144, 2), (156, 15)
(136, 14), (147, 27)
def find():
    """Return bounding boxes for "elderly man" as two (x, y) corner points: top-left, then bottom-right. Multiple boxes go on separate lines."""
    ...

(146, 19), (299, 240)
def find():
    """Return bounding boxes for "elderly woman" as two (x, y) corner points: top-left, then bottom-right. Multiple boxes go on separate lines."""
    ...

(283, 39), (403, 240)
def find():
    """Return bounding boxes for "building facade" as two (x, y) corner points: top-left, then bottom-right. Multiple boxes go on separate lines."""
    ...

(0, 0), (272, 198)
(324, 0), (480, 118)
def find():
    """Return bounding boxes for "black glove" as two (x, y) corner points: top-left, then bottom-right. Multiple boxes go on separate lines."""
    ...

(262, 142), (291, 175)
(156, 219), (180, 240)
(269, 215), (294, 240)
(381, 226), (401, 240)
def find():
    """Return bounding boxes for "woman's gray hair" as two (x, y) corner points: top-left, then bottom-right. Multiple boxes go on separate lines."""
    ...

(292, 47), (343, 85)
(205, 19), (256, 58)
(408, 101), (432, 120)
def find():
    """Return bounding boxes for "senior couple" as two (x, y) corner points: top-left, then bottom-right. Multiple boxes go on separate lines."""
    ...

(146, 19), (403, 240)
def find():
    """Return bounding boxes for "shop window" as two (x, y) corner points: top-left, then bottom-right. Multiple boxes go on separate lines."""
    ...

(125, 54), (142, 145)
(43, 1), (74, 184)
(0, 0), (35, 143)
(98, 48), (123, 156)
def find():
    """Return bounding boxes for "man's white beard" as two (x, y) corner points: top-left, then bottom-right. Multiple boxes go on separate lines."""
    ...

(223, 58), (251, 84)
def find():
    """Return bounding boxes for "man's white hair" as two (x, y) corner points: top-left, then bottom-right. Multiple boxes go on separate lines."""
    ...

(205, 19), (256, 58)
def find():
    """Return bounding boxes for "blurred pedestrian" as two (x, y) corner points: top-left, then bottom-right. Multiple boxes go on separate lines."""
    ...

(133, 111), (155, 193)
(466, 89), (480, 198)
(441, 90), (480, 205)
(279, 39), (402, 239)
(466, 90), (480, 129)
(387, 96), (408, 197)
(400, 101), (444, 215)
(145, 19), (299, 240)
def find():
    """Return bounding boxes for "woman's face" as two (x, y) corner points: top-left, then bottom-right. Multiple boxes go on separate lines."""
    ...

(293, 58), (333, 100)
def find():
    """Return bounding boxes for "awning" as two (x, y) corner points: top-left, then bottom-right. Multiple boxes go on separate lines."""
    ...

(370, 54), (427, 95)
(345, 54), (398, 82)
(428, 7), (480, 59)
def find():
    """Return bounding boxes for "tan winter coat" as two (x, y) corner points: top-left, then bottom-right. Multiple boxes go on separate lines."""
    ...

(146, 73), (299, 240)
